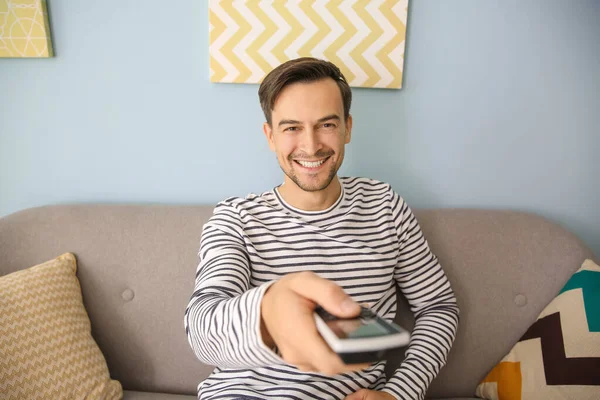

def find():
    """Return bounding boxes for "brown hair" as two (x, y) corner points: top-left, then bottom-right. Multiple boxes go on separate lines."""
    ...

(258, 57), (352, 125)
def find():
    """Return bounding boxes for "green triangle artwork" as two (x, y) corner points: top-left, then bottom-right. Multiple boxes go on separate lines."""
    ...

(0, 0), (53, 58)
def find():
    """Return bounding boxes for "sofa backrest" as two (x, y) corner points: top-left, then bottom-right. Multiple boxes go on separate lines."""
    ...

(0, 205), (595, 397)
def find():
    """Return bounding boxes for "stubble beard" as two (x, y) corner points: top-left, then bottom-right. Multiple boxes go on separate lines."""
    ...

(282, 155), (339, 193)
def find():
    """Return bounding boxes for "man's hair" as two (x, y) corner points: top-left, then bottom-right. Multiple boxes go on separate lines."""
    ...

(258, 57), (352, 125)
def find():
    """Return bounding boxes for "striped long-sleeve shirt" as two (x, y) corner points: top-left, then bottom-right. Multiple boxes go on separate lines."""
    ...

(185, 177), (459, 400)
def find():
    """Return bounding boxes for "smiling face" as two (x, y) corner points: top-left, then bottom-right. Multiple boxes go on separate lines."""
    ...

(263, 78), (352, 195)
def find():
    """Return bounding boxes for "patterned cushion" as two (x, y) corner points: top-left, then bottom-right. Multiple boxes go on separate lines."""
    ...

(475, 259), (600, 400)
(0, 253), (122, 399)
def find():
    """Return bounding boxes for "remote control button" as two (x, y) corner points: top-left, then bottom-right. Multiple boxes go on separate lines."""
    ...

(359, 307), (376, 319)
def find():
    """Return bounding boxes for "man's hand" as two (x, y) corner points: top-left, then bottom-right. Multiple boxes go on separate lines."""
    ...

(261, 271), (370, 375)
(344, 389), (396, 400)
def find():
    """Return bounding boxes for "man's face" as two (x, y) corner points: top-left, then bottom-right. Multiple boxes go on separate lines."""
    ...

(263, 78), (352, 193)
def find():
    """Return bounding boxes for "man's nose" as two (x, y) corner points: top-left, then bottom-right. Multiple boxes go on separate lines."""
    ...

(300, 128), (321, 155)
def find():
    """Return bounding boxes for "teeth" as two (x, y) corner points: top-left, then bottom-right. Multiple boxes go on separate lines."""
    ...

(297, 159), (326, 168)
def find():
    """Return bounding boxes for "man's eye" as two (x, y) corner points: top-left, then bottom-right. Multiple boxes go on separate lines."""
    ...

(284, 126), (299, 132)
(323, 123), (336, 129)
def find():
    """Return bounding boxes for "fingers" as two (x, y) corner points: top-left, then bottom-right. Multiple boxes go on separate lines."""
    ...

(296, 364), (312, 372)
(262, 271), (368, 376)
(305, 329), (348, 375)
(289, 271), (361, 318)
(278, 306), (343, 374)
(308, 333), (372, 374)
(288, 325), (370, 375)
(344, 362), (372, 372)
(344, 389), (369, 400)
(294, 331), (371, 375)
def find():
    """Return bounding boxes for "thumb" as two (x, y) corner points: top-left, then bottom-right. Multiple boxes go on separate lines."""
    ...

(345, 389), (369, 400)
(290, 272), (360, 318)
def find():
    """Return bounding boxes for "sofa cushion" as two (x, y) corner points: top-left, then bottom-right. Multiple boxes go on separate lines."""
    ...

(0, 253), (122, 399)
(475, 259), (600, 399)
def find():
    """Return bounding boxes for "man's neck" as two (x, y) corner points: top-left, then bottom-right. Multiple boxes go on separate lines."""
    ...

(278, 177), (342, 212)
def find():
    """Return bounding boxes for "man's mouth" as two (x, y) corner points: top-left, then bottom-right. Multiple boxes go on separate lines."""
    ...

(294, 157), (330, 169)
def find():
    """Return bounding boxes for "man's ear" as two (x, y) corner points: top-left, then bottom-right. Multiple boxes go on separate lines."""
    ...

(263, 122), (276, 151)
(344, 114), (353, 144)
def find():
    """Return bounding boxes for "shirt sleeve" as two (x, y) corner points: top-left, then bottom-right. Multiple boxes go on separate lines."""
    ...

(184, 203), (283, 369)
(382, 191), (460, 400)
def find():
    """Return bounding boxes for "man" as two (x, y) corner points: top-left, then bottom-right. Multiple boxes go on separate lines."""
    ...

(185, 57), (459, 400)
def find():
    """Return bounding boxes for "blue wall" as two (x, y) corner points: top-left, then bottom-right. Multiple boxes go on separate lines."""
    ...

(1, 0), (599, 257)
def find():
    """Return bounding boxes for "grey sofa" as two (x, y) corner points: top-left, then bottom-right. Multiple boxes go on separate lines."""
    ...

(0, 205), (596, 400)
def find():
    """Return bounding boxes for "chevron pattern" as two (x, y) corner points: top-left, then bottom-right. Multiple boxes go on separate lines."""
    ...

(476, 259), (600, 400)
(209, 0), (408, 89)
(0, 253), (122, 399)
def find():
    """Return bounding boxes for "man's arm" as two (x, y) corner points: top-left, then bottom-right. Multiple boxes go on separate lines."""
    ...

(382, 193), (460, 400)
(185, 203), (370, 374)
(184, 204), (281, 368)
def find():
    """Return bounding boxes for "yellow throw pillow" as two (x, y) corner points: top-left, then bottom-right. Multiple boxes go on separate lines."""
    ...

(475, 259), (600, 400)
(0, 253), (122, 399)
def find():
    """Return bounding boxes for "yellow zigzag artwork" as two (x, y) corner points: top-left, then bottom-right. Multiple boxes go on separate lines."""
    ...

(209, 0), (408, 89)
(0, 0), (53, 58)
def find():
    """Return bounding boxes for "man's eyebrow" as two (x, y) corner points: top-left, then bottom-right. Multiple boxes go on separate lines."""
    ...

(278, 119), (302, 127)
(317, 114), (340, 123)
(277, 114), (340, 127)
